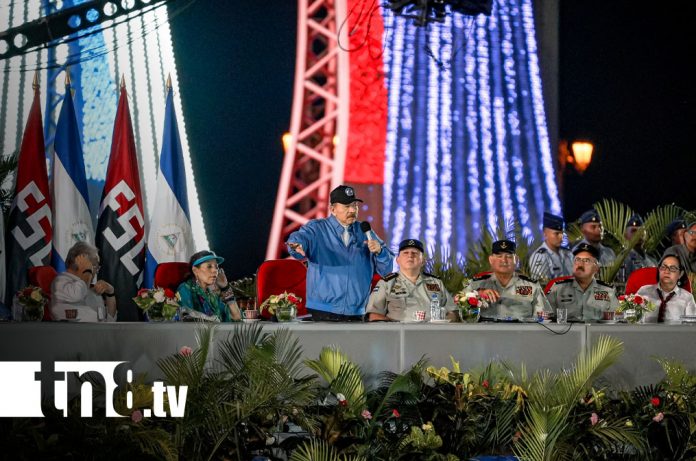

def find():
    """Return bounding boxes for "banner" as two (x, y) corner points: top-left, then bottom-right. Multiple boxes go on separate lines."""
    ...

(143, 83), (194, 288)
(4, 77), (52, 307)
(95, 82), (145, 321)
(51, 78), (93, 273)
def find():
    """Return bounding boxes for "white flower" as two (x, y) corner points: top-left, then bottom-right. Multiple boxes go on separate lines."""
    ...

(336, 393), (346, 402)
(153, 290), (166, 303)
(465, 292), (477, 298)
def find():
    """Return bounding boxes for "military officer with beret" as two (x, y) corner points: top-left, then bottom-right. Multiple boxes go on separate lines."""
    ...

(622, 214), (657, 280)
(574, 209), (616, 267)
(367, 239), (457, 322)
(529, 212), (573, 283)
(546, 242), (618, 322)
(463, 239), (551, 320)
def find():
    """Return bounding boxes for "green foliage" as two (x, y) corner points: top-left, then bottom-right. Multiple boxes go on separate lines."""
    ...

(229, 275), (257, 299)
(424, 245), (468, 295)
(512, 335), (648, 461)
(463, 220), (538, 279)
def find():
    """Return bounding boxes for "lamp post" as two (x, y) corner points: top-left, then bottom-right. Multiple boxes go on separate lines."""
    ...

(570, 141), (594, 174)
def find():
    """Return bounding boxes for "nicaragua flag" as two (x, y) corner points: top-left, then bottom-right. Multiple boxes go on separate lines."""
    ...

(143, 81), (194, 288)
(95, 80), (146, 321)
(5, 75), (52, 307)
(51, 78), (93, 273)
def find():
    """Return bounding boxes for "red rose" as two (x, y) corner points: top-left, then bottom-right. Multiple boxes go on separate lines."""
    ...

(651, 396), (660, 407)
(137, 288), (149, 296)
(469, 297), (479, 307)
(482, 379), (489, 388)
(392, 409), (400, 418)
(164, 288), (175, 299)
(23, 288), (33, 297)
(288, 295), (298, 304)
(618, 295), (626, 301)
(339, 399), (348, 407)
(634, 295), (644, 305)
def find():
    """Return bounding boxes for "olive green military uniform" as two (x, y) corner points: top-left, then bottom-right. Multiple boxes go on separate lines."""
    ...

(546, 277), (618, 321)
(366, 272), (456, 321)
(463, 273), (551, 320)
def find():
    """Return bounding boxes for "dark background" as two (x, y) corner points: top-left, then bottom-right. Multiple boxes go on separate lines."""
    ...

(168, 0), (695, 279)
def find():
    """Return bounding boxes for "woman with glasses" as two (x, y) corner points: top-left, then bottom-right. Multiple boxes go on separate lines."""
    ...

(637, 255), (696, 323)
(50, 241), (117, 322)
(176, 250), (241, 322)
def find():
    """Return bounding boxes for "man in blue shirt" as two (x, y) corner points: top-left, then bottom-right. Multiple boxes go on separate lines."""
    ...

(287, 185), (394, 321)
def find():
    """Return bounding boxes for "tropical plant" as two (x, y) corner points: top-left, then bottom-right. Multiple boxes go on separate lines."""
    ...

(423, 358), (525, 458)
(511, 335), (648, 461)
(158, 324), (318, 460)
(229, 275), (257, 300)
(424, 244), (468, 295)
(463, 220), (538, 279)
(305, 347), (435, 459)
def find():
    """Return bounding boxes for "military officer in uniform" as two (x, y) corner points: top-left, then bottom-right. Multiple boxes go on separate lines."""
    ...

(463, 239), (551, 320)
(666, 219), (687, 246)
(574, 209), (616, 268)
(529, 212), (573, 283)
(367, 239), (457, 322)
(622, 214), (657, 279)
(546, 242), (618, 322)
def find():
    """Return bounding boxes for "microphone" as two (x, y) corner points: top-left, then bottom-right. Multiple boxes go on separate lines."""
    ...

(360, 221), (374, 241)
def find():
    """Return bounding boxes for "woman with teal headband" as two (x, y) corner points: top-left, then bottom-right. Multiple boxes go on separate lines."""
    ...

(176, 250), (242, 322)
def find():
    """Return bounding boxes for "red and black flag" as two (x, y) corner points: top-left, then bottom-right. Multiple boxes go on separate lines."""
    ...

(5, 74), (52, 307)
(95, 79), (145, 321)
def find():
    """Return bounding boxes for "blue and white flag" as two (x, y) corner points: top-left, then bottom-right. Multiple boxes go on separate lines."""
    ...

(51, 81), (93, 273)
(143, 84), (194, 287)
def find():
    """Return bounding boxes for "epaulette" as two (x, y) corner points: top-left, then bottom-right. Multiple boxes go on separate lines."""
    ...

(422, 272), (440, 279)
(596, 280), (613, 288)
(383, 272), (399, 281)
(535, 247), (547, 254)
(518, 274), (538, 283)
(473, 273), (492, 281)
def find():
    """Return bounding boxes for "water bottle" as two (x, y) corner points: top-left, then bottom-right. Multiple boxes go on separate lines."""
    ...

(430, 292), (440, 321)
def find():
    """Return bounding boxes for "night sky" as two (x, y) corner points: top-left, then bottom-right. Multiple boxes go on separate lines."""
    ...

(168, 1), (695, 279)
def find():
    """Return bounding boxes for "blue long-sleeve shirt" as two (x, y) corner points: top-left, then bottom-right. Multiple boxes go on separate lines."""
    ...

(287, 215), (394, 316)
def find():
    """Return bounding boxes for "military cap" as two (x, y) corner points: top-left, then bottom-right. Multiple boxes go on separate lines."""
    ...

(625, 214), (643, 228)
(398, 239), (424, 253)
(579, 209), (601, 225)
(572, 242), (600, 259)
(542, 212), (565, 231)
(666, 219), (687, 237)
(492, 239), (516, 254)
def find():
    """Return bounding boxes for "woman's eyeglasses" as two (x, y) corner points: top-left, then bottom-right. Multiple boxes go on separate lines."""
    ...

(658, 264), (680, 273)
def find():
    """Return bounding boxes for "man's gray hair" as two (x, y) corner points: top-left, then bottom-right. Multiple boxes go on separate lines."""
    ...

(65, 241), (99, 270)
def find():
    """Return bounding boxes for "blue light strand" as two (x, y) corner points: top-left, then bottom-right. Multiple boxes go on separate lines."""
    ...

(380, 0), (560, 258)
(522, 0), (561, 215)
(438, 14), (453, 252)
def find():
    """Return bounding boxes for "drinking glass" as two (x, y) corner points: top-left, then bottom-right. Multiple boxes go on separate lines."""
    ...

(556, 308), (568, 324)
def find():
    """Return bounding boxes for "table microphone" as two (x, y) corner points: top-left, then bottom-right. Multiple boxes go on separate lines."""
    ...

(360, 221), (375, 240)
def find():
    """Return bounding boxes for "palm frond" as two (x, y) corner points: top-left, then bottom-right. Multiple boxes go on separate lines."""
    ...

(424, 244), (468, 294)
(305, 346), (366, 414)
(594, 198), (635, 252)
(157, 325), (215, 389)
(290, 438), (365, 461)
(643, 203), (687, 254)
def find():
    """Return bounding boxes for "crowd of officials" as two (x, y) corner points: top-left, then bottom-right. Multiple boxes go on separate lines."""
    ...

(21, 185), (696, 324)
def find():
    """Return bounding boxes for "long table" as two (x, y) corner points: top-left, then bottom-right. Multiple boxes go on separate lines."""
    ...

(0, 321), (693, 389)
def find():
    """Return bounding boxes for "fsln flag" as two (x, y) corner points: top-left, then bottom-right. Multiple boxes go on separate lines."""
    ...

(5, 74), (52, 306)
(144, 81), (194, 288)
(95, 80), (145, 321)
(51, 76), (93, 273)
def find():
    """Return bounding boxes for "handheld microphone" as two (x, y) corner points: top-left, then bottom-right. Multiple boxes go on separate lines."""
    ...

(360, 221), (374, 241)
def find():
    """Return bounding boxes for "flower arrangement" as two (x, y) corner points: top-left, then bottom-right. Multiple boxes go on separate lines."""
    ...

(453, 290), (489, 323)
(16, 285), (48, 321)
(616, 293), (655, 323)
(260, 291), (301, 321)
(133, 287), (180, 321)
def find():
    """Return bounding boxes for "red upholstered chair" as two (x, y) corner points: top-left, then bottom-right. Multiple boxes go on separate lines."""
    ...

(154, 262), (191, 292)
(28, 265), (58, 320)
(544, 275), (574, 294)
(256, 259), (307, 318)
(473, 271), (491, 278)
(625, 266), (692, 294)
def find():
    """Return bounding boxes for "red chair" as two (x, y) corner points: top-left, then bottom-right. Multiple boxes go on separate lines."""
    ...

(28, 265), (58, 320)
(256, 259), (307, 318)
(625, 267), (692, 294)
(544, 275), (574, 294)
(154, 262), (191, 292)
(473, 271), (492, 278)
